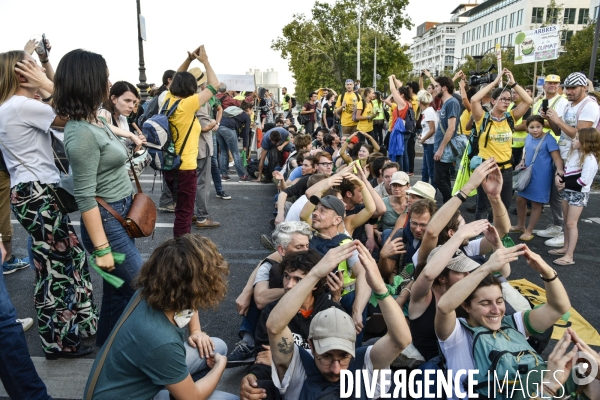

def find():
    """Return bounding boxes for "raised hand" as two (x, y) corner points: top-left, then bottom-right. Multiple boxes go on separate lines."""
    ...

(24, 39), (38, 55)
(380, 237), (406, 260)
(482, 224), (502, 248)
(311, 241), (358, 279)
(456, 219), (490, 240)
(481, 161), (503, 198)
(483, 245), (525, 274)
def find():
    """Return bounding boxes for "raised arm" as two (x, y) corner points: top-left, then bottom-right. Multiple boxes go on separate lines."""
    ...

(470, 72), (503, 123)
(479, 163), (511, 254)
(388, 76), (407, 111)
(363, 132), (381, 152)
(340, 133), (356, 165)
(505, 70), (533, 120)
(459, 79), (471, 112)
(195, 46), (219, 106)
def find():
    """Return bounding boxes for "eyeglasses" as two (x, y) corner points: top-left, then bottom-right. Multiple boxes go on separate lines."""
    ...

(498, 97), (512, 103)
(318, 162), (334, 167)
(410, 221), (428, 229)
(316, 354), (353, 367)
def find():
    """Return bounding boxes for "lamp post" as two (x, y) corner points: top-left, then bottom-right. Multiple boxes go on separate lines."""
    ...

(373, 14), (384, 90)
(136, 0), (149, 103)
(357, 11), (361, 81)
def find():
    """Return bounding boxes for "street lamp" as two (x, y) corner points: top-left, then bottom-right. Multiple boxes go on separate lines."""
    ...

(136, 0), (149, 103)
(373, 14), (384, 90)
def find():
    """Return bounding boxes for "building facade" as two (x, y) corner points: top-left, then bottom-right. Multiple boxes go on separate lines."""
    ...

(591, 0), (600, 19)
(454, 0), (592, 63)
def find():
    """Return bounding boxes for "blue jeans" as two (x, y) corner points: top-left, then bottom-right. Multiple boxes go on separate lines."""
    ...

(0, 269), (51, 399)
(238, 298), (261, 340)
(155, 338), (238, 400)
(211, 134), (223, 194)
(422, 143), (436, 188)
(216, 126), (246, 178)
(381, 229), (392, 246)
(81, 195), (143, 347)
(340, 290), (368, 346)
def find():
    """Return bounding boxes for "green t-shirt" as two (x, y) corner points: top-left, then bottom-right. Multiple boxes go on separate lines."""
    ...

(64, 120), (133, 213)
(86, 294), (189, 399)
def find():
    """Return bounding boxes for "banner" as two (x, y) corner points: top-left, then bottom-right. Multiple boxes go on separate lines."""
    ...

(216, 74), (256, 92)
(510, 279), (600, 346)
(514, 25), (560, 65)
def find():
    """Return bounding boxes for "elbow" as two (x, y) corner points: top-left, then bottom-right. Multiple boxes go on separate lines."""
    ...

(254, 297), (267, 310)
(436, 301), (453, 316)
(265, 318), (280, 337)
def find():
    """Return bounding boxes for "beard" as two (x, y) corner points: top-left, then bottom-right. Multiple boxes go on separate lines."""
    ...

(437, 92), (443, 99)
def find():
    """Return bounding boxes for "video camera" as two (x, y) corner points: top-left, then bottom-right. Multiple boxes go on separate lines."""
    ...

(469, 64), (498, 87)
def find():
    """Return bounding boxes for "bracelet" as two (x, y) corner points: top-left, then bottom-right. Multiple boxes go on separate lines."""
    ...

(41, 95), (52, 102)
(92, 246), (112, 258)
(373, 288), (392, 301)
(94, 241), (109, 250)
(456, 191), (467, 202)
(40, 59), (49, 64)
(400, 288), (411, 296)
(540, 268), (558, 282)
(542, 384), (557, 397)
(206, 84), (218, 95)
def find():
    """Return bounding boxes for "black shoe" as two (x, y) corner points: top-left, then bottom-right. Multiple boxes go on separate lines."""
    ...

(226, 340), (256, 368)
(260, 234), (276, 252)
(45, 344), (93, 360)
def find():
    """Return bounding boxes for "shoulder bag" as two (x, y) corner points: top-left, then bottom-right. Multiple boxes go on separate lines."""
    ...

(512, 135), (545, 192)
(85, 292), (142, 400)
(97, 121), (157, 238)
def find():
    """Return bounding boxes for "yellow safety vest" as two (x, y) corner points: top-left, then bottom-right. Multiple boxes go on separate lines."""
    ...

(282, 95), (290, 111)
(532, 96), (563, 141)
(338, 238), (356, 295)
(508, 103), (527, 148)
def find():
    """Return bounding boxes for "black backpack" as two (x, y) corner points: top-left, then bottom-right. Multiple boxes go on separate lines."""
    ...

(404, 107), (417, 135)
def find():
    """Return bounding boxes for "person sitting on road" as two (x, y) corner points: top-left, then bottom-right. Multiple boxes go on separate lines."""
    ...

(282, 173), (329, 224)
(255, 127), (294, 183)
(367, 156), (391, 190)
(239, 249), (345, 400)
(229, 221), (312, 367)
(373, 162), (400, 199)
(322, 131), (341, 158)
(284, 152), (315, 187)
(267, 241), (412, 399)
(339, 131), (380, 168)
(84, 234), (236, 400)
(378, 171), (410, 245)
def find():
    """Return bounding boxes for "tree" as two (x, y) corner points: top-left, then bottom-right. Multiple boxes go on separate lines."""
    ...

(272, 0), (413, 100)
(555, 23), (600, 81)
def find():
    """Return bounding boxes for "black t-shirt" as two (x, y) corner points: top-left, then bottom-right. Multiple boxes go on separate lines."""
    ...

(324, 103), (334, 120)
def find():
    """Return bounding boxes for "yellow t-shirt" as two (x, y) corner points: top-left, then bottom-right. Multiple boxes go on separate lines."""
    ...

(335, 92), (359, 127)
(474, 111), (515, 167)
(356, 100), (374, 132)
(164, 92), (201, 170)
(459, 110), (472, 135)
(388, 103), (398, 131)
(411, 95), (419, 114)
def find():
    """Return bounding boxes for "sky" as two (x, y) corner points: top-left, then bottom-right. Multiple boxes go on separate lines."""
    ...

(0, 0), (459, 94)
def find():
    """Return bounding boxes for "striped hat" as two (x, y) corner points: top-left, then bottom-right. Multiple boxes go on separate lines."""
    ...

(562, 72), (587, 88)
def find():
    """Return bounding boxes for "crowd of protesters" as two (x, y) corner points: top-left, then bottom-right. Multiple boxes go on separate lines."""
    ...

(0, 35), (600, 400)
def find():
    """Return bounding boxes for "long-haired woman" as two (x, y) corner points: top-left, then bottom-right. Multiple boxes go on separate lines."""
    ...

(0, 50), (98, 358)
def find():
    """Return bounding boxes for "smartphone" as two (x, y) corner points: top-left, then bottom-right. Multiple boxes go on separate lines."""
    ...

(353, 159), (361, 174)
(41, 33), (48, 57)
(541, 99), (549, 113)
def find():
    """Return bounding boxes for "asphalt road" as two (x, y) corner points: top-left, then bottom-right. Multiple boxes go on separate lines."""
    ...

(3, 158), (600, 398)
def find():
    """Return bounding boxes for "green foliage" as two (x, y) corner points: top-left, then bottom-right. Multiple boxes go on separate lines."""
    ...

(555, 24), (600, 81)
(272, 0), (413, 100)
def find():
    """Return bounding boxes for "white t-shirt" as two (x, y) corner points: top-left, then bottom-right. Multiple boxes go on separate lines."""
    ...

(438, 312), (526, 400)
(564, 150), (599, 193)
(254, 261), (273, 285)
(421, 107), (439, 145)
(412, 238), (481, 266)
(285, 195), (309, 222)
(559, 98), (600, 160)
(272, 345), (386, 399)
(0, 96), (59, 186)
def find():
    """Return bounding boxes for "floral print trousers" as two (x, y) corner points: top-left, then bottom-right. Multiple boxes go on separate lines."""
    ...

(11, 181), (98, 354)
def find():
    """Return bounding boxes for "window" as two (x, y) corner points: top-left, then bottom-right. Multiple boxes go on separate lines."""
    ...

(510, 12), (516, 28)
(579, 8), (589, 24)
(532, 7), (544, 24)
(547, 8), (558, 24)
(508, 33), (514, 46)
(561, 30), (574, 46)
(496, 18), (501, 33)
(595, 6), (599, 20)
(476, 26), (481, 39)
(472, 28), (476, 41)
(467, 30), (471, 43)
(446, 47), (455, 54)
(564, 8), (576, 24)
(500, 36), (506, 46)
(494, 37), (499, 46)
(446, 38), (455, 45)
(502, 16), (507, 30)
(462, 32), (466, 44)
(475, 44), (480, 54)
(488, 39), (492, 49)
(445, 56), (455, 64)
(483, 24), (487, 38)
(447, 27), (456, 33)
(471, 45), (475, 54)
(517, 9), (524, 25)
(461, 48), (466, 58)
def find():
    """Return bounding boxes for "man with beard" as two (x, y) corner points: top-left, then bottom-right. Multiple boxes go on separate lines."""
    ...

(266, 242), (412, 399)
(335, 79), (360, 137)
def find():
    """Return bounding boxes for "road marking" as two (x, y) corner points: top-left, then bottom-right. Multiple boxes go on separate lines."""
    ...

(12, 220), (175, 228)
(137, 179), (266, 186)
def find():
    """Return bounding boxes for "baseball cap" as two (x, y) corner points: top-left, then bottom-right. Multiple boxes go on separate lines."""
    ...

(406, 181), (436, 201)
(427, 246), (480, 273)
(562, 72), (587, 88)
(188, 67), (207, 85)
(349, 136), (359, 144)
(345, 79), (354, 84)
(309, 307), (356, 357)
(545, 74), (561, 83)
(309, 195), (345, 217)
(390, 171), (410, 186)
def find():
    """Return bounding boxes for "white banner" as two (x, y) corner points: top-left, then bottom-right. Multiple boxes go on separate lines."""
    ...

(216, 74), (256, 92)
(514, 25), (560, 65)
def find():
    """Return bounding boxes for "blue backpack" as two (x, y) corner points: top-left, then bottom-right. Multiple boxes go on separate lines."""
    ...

(142, 99), (194, 171)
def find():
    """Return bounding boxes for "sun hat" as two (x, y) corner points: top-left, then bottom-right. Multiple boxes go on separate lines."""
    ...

(309, 307), (356, 357)
(427, 246), (480, 273)
(406, 181), (436, 201)
(390, 171), (410, 186)
(188, 67), (207, 85)
(309, 195), (345, 217)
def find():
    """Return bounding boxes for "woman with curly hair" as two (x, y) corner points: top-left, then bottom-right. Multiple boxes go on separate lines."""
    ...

(85, 234), (237, 400)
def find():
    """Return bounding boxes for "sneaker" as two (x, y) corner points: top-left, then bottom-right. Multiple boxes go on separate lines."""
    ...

(216, 192), (232, 200)
(545, 234), (564, 247)
(226, 340), (256, 368)
(239, 174), (253, 182)
(221, 174), (231, 181)
(260, 234), (276, 252)
(195, 218), (221, 229)
(3, 256), (29, 275)
(158, 204), (176, 213)
(17, 318), (33, 332)
(269, 218), (276, 228)
(228, 161), (234, 167)
(535, 224), (563, 238)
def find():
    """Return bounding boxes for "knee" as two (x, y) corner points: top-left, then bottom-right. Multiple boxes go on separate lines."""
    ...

(565, 219), (578, 229)
(211, 337), (228, 356)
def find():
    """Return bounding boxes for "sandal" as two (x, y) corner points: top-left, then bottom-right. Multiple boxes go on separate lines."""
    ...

(509, 227), (525, 233)
(519, 234), (535, 241)
(552, 259), (575, 266)
(547, 249), (566, 256)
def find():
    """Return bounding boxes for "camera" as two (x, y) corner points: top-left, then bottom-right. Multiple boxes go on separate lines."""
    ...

(469, 64), (498, 87)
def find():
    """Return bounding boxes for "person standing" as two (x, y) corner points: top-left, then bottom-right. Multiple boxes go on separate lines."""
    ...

(432, 76), (461, 203)
(301, 92), (318, 135)
(335, 79), (360, 137)
(281, 87), (293, 121)
(417, 90), (438, 188)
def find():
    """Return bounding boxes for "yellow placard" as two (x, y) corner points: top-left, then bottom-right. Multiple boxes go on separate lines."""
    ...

(510, 279), (600, 346)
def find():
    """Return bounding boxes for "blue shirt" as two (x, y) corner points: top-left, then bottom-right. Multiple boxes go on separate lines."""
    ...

(434, 96), (461, 152)
(261, 127), (290, 150)
(288, 165), (303, 181)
